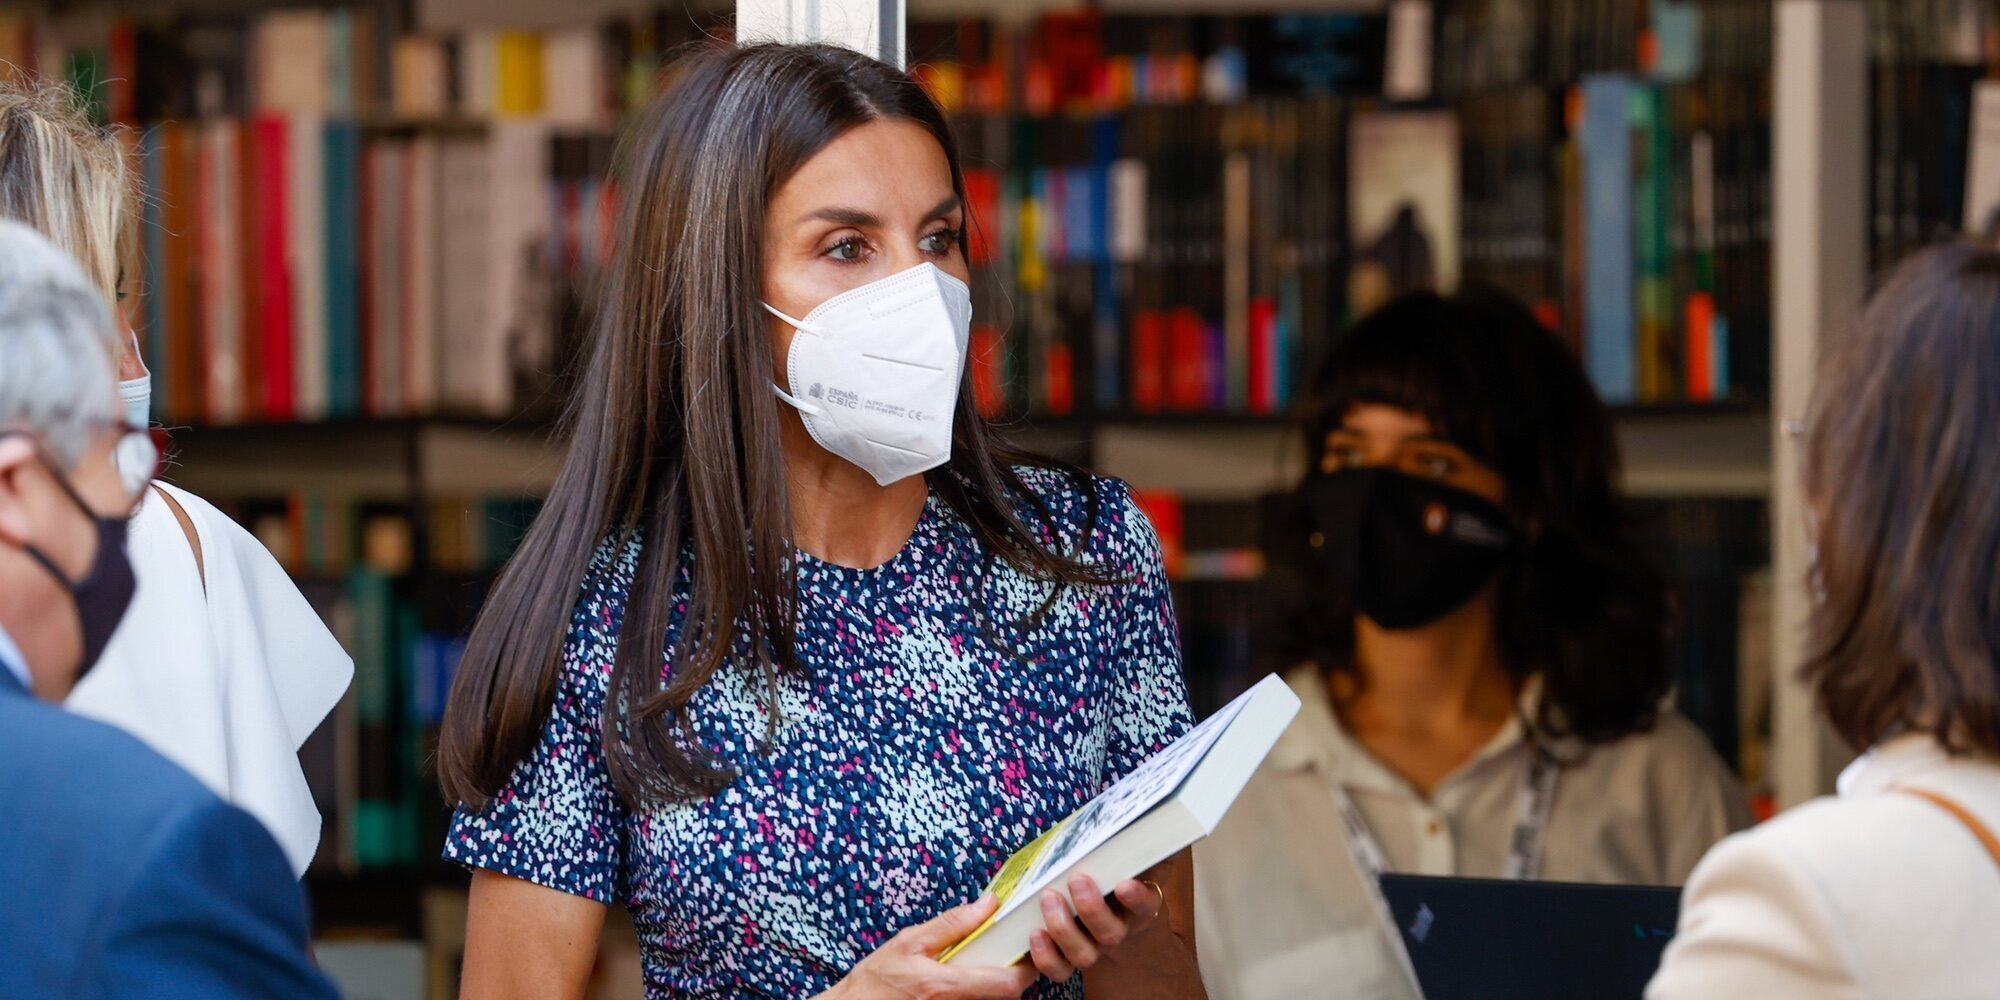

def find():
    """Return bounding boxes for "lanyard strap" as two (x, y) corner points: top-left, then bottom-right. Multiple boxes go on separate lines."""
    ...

(1332, 747), (1560, 993)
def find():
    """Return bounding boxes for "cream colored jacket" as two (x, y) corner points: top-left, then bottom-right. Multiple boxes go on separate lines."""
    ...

(1649, 736), (2000, 1000)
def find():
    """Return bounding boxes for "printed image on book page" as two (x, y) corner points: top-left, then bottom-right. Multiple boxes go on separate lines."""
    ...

(995, 693), (1251, 922)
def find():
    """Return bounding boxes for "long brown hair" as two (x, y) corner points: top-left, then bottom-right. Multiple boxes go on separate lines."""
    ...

(439, 43), (1112, 809)
(1801, 240), (2000, 756)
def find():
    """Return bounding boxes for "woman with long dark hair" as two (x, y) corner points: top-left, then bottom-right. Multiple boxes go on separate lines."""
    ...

(1195, 288), (1749, 999)
(437, 43), (1200, 999)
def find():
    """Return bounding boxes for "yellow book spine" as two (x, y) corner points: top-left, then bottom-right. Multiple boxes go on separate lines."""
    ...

(495, 31), (544, 117)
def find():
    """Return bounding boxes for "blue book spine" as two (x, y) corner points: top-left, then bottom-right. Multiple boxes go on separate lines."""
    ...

(1209, 317), (1229, 411)
(1093, 265), (1120, 410)
(1581, 75), (1638, 404)
(1089, 115), (1118, 265)
(140, 127), (167, 421)
(1712, 315), (1730, 398)
(1276, 271), (1302, 409)
(325, 123), (360, 418)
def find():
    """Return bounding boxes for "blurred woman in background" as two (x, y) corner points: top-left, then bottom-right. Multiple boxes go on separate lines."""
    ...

(1196, 288), (1749, 999)
(1649, 240), (2000, 998)
(0, 81), (351, 875)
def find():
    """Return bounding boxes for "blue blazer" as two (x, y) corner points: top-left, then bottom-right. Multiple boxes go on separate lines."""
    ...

(0, 669), (338, 999)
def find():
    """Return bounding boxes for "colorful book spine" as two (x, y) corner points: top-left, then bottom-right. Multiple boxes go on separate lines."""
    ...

(255, 115), (295, 421)
(324, 122), (362, 418)
(1580, 74), (1638, 404)
(289, 117), (329, 422)
(239, 118), (264, 420)
(1634, 84), (1673, 402)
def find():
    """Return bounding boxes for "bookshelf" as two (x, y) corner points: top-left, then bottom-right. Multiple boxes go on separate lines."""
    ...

(17, 0), (1989, 992)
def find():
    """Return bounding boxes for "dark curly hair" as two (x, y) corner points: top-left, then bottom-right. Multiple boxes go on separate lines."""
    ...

(1270, 286), (1673, 746)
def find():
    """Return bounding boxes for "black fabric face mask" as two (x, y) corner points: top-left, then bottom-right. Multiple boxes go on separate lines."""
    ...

(1299, 466), (1517, 630)
(20, 461), (137, 681)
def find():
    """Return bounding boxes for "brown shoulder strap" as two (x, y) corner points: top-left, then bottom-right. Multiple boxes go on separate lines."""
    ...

(151, 485), (207, 592)
(1897, 787), (2000, 868)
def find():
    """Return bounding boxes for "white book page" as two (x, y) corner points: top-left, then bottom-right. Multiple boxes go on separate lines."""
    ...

(996, 691), (1253, 919)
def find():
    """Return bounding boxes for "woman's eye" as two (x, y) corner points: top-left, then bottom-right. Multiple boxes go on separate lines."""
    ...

(826, 237), (867, 262)
(1323, 444), (1366, 471)
(1418, 454), (1456, 478)
(919, 228), (960, 255)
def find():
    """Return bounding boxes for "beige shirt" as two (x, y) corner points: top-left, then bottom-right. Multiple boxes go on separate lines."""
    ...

(1648, 735), (2000, 1000)
(1195, 666), (1752, 1000)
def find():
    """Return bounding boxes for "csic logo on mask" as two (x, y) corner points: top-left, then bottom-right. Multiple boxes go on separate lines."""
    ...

(809, 383), (824, 400)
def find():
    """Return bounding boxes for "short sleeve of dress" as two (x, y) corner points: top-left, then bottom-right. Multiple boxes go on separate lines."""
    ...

(1097, 480), (1196, 783)
(442, 539), (635, 904)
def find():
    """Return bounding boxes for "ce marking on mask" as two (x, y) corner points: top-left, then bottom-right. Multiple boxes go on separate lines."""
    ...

(860, 398), (939, 423)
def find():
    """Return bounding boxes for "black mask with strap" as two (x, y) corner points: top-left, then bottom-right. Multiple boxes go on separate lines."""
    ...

(1298, 467), (1517, 630)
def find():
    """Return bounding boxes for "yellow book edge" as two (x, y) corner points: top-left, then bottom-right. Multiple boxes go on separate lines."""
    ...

(937, 817), (1070, 963)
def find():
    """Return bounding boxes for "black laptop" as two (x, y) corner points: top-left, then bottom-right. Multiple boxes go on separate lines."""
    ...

(1377, 874), (1681, 1000)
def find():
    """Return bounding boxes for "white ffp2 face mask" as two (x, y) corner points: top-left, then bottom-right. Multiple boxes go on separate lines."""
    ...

(119, 374), (151, 428)
(763, 262), (973, 487)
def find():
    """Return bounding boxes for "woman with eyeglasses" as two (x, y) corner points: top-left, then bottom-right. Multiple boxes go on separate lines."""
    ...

(0, 81), (352, 876)
(1195, 287), (1751, 999)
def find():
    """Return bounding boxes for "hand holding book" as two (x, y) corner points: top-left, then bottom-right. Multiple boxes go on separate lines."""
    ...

(1022, 868), (1173, 983)
(815, 881), (1169, 1000)
(816, 895), (1037, 1000)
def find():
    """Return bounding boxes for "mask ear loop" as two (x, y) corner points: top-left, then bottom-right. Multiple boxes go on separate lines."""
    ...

(761, 302), (827, 417)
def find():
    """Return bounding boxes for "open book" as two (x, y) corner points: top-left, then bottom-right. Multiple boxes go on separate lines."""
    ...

(941, 673), (1302, 966)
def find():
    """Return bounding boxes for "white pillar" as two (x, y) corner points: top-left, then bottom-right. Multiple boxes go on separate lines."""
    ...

(736, 0), (906, 67)
(1770, 0), (1866, 808)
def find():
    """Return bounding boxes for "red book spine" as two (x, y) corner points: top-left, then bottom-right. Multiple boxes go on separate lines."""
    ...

(239, 122), (263, 422)
(107, 20), (136, 126)
(1045, 341), (1074, 416)
(1170, 307), (1205, 411)
(964, 168), (1000, 266)
(1132, 309), (1164, 413)
(1129, 489), (1185, 579)
(257, 116), (294, 421)
(970, 323), (1004, 419)
(1247, 296), (1276, 413)
(1685, 292), (1715, 402)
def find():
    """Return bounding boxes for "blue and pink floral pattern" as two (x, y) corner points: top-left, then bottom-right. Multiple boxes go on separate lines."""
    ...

(444, 469), (1193, 998)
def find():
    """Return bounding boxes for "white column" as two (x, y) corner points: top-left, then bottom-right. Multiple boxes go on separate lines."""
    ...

(1770, 0), (1867, 808)
(736, 0), (906, 67)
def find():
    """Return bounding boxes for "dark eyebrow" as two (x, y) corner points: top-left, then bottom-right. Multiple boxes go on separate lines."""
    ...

(798, 195), (963, 232)
(925, 194), (963, 223)
(799, 206), (881, 229)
